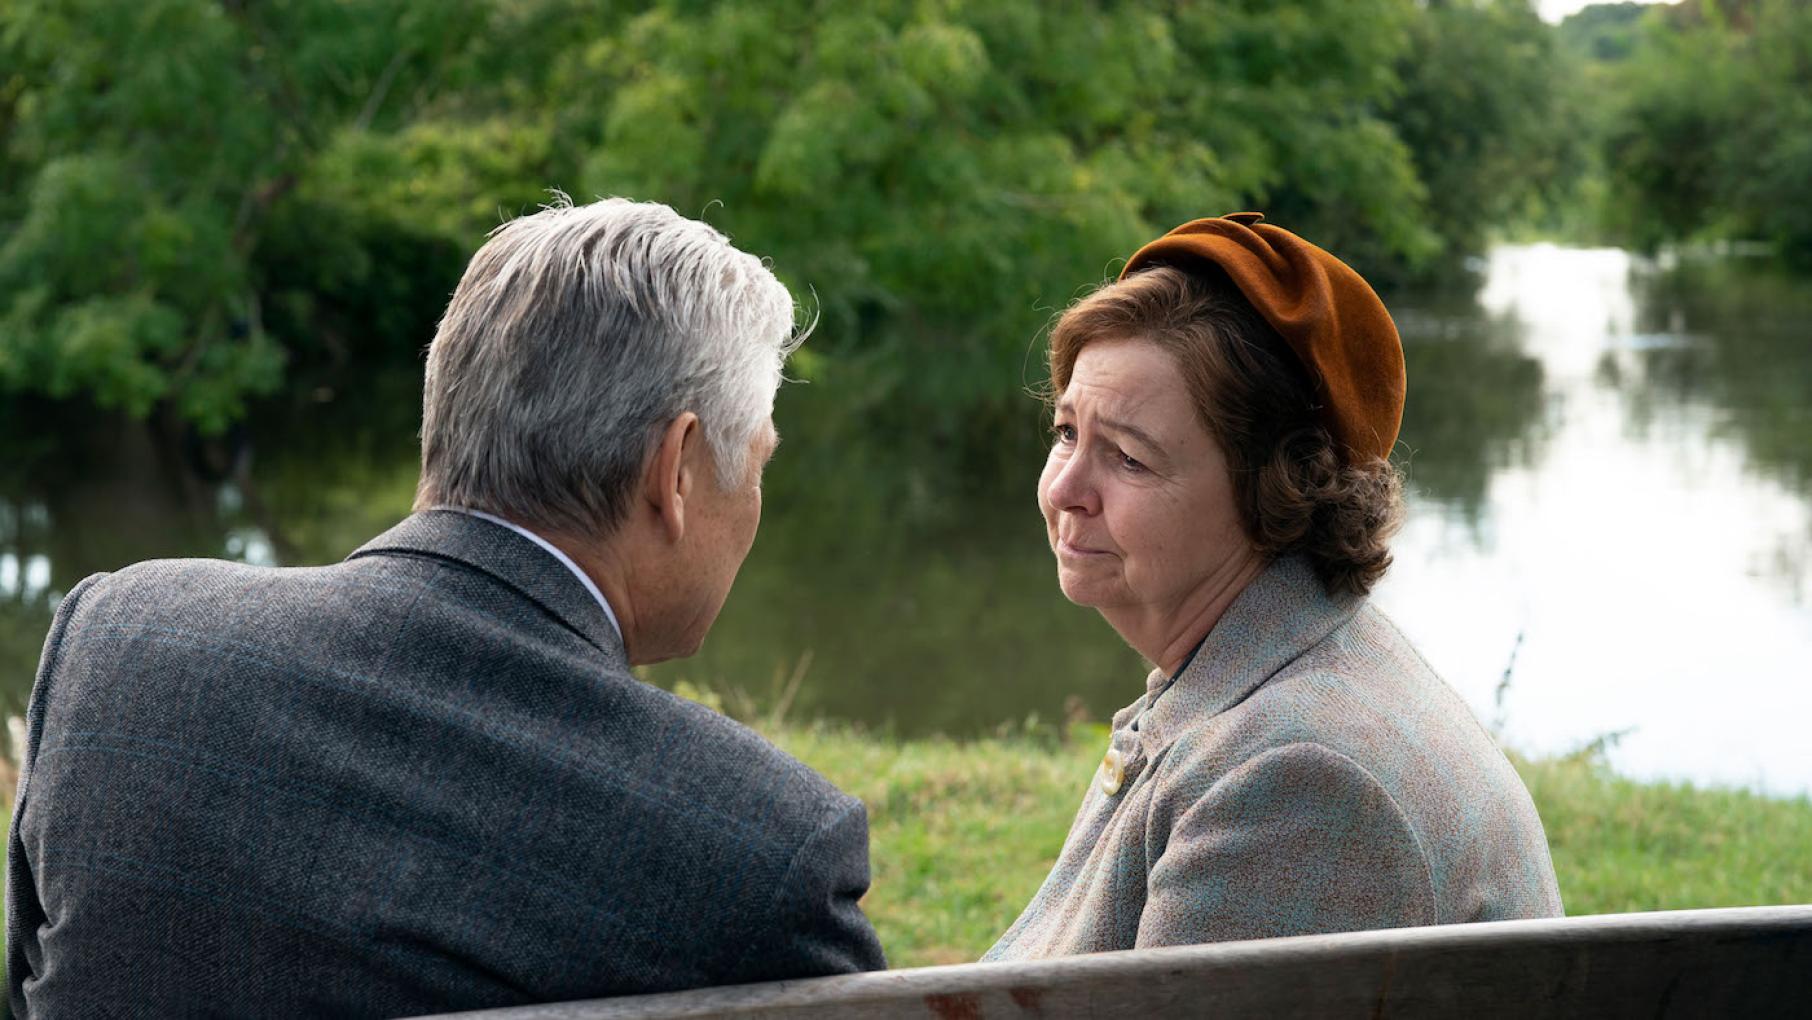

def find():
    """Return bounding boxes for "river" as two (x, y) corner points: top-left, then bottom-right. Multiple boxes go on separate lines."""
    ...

(2, 244), (1808, 794)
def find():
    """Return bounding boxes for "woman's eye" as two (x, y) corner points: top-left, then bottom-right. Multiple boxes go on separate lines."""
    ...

(1118, 451), (1145, 472)
(1051, 423), (1077, 445)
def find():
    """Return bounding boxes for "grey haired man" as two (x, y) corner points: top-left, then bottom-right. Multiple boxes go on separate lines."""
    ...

(7, 197), (886, 1017)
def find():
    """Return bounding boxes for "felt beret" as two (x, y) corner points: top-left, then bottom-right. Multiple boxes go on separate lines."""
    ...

(1120, 212), (1405, 464)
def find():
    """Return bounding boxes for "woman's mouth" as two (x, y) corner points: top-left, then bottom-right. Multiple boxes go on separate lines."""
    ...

(1057, 538), (1111, 558)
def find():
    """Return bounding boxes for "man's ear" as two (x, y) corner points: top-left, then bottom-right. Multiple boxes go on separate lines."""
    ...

(643, 412), (701, 544)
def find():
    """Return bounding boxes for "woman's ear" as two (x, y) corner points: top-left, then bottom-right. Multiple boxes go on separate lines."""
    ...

(643, 412), (701, 544)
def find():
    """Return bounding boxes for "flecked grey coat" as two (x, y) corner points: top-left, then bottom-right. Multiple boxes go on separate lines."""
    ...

(986, 556), (1562, 960)
(7, 510), (885, 1017)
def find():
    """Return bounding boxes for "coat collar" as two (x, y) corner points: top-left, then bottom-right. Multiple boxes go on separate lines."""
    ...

(1128, 555), (1361, 757)
(347, 509), (628, 667)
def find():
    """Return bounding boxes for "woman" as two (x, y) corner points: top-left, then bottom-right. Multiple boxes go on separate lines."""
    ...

(986, 214), (1562, 960)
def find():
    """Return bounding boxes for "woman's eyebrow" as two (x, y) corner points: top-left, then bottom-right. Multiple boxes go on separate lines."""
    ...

(1097, 415), (1165, 451)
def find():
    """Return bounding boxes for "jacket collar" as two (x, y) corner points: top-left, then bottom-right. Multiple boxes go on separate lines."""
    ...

(1130, 555), (1361, 756)
(347, 509), (627, 667)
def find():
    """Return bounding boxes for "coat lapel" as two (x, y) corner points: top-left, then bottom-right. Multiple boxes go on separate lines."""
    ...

(347, 509), (627, 665)
(1134, 556), (1360, 757)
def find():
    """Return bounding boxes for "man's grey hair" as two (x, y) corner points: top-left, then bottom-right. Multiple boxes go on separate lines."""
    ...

(415, 195), (803, 536)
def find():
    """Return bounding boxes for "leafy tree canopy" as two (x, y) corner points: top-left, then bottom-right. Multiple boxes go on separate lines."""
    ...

(1579, 0), (1812, 262)
(1, 0), (1582, 433)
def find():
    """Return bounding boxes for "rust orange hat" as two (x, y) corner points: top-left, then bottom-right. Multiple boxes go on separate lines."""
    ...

(1119, 212), (1405, 464)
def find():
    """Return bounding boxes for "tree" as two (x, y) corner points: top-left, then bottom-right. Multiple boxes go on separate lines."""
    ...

(1383, 0), (1586, 274)
(0, 0), (497, 432)
(1595, 0), (1812, 262)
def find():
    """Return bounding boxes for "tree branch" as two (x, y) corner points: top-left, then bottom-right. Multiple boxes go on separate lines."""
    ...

(355, 47), (412, 132)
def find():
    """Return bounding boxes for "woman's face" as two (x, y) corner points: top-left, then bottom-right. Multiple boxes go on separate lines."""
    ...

(1039, 337), (1256, 621)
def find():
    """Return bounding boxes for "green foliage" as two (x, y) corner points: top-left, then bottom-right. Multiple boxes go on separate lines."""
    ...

(0, 0), (502, 431)
(1556, 1), (1649, 62)
(1584, 0), (1812, 262)
(2, 0), (1585, 434)
(1383, 0), (1586, 271)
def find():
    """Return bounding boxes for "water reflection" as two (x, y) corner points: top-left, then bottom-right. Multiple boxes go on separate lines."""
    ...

(1624, 253), (1812, 503)
(1374, 245), (1812, 795)
(643, 417), (1150, 738)
(1393, 287), (1548, 524)
(1, 244), (1809, 794)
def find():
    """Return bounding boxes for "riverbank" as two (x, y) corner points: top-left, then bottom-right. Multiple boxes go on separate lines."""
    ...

(766, 723), (1812, 968)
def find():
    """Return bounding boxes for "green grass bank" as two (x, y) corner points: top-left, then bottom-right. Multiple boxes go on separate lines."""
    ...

(765, 724), (1812, 968)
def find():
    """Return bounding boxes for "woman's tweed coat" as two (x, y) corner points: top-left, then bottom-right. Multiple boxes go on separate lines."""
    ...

(985, 556), (1562, 959)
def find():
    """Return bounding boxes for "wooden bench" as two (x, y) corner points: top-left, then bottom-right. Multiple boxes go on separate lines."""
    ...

(424, 905), (1812, 1018)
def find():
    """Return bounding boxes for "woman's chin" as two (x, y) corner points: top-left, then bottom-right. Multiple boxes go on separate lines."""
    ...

(1055, 570), (1111, 608)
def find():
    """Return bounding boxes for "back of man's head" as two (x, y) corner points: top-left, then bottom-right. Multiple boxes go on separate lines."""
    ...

(415, 195), (800, 538)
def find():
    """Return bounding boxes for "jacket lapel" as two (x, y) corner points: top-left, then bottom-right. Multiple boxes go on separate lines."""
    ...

(347, 509), (627, 665)
(1135, 555), (1360, 757)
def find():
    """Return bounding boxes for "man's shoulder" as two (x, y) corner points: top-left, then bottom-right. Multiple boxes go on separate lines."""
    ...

(634, 686), (861, 831)
(79, 555), (264, 594)
(71, 554), (383, 612)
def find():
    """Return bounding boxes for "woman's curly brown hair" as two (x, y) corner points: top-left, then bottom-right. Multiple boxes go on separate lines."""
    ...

(1048, 265), (1404, 597)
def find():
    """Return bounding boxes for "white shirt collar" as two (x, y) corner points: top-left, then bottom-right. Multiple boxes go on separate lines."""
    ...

(453, 508), (622, 640)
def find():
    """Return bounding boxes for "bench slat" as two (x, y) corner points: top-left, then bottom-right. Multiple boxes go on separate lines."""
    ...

(422, 906), (1812, 1019)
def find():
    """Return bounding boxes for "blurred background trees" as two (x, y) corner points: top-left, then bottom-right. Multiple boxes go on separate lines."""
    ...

(0, 0), (1802, 441)
(1579, 0), (1812, 264)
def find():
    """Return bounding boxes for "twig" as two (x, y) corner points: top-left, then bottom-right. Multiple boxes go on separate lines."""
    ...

(1492, 628), (1525, 736)
(767, 649), (812, 729)
(355, 48), (412, 132)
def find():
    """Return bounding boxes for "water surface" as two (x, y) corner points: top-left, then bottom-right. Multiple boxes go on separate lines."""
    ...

(1378, 245), (1812, 794)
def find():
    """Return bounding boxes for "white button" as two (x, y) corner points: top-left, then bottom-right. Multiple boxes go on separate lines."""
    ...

(1099, 746), (1126, 796)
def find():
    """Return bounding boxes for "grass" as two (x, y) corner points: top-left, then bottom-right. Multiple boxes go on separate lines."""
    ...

(769, 725), (1102, 966)
(766, 723), (1812, 968)
(1518, 753), (1812, 913)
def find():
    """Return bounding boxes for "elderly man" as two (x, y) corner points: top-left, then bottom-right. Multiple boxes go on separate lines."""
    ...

(6, 198), (886, 1016)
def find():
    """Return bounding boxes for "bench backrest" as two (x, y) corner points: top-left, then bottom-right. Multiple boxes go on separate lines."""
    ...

(423, 906), (1812, 1019)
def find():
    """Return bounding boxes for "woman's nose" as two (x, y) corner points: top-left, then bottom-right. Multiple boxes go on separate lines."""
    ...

(1044, 453), (1100, 516)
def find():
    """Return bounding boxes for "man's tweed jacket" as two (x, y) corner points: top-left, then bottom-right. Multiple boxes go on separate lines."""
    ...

(7, 510), (884, 1017)
(986, 556), (1561, 959)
